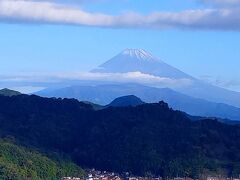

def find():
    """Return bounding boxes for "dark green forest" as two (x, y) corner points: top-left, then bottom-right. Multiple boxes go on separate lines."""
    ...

(0, 94), (240, 178)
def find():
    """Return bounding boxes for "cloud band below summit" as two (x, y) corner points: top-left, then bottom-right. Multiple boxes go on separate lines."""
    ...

(1, 0), (240, 31)
(0, 71), (193, 89)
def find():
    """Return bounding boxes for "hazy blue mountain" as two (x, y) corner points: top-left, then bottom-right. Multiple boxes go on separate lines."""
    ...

(0, 88), (21, 97)
(37, 83), (240, 120)
(92, 49), (240, 108)
(175, 79), (240, 109)
(107, 95), (145, 107)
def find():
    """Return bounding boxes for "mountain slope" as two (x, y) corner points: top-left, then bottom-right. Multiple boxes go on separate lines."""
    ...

(37, 84), (240, 120)
(0, 94), (240, 177)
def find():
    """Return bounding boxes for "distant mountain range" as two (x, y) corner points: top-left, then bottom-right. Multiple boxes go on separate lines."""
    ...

(35, 49), (240, 121)
(37, 83), (240, 121)
(0, 93), (240, 177)
(32, 49), (240, 120)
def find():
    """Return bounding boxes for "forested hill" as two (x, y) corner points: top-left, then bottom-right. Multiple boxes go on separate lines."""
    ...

(0, 94), (240, 178)
(0, 138), (84, 179)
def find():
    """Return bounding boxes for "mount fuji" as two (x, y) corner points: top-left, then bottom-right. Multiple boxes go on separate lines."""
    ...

(91, 49), (193, 80)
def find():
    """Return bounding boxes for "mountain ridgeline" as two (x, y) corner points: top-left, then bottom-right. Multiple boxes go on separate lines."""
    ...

(0, 94), (240, 178)
(38, 84), (240, 121)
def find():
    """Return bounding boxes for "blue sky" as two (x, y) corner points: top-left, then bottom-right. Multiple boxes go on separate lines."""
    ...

(0, 0), (240, 91)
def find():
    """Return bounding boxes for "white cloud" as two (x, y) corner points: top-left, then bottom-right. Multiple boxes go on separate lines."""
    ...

(0, 0), (113, 26)
(56, 71), (193, 88)
(0, 71), (193, 88)
(0, 0), (240, 31)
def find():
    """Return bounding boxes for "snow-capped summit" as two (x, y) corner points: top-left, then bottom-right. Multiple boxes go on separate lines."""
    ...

(121, 49), (157, 61)
(91, 49), (193, 79)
